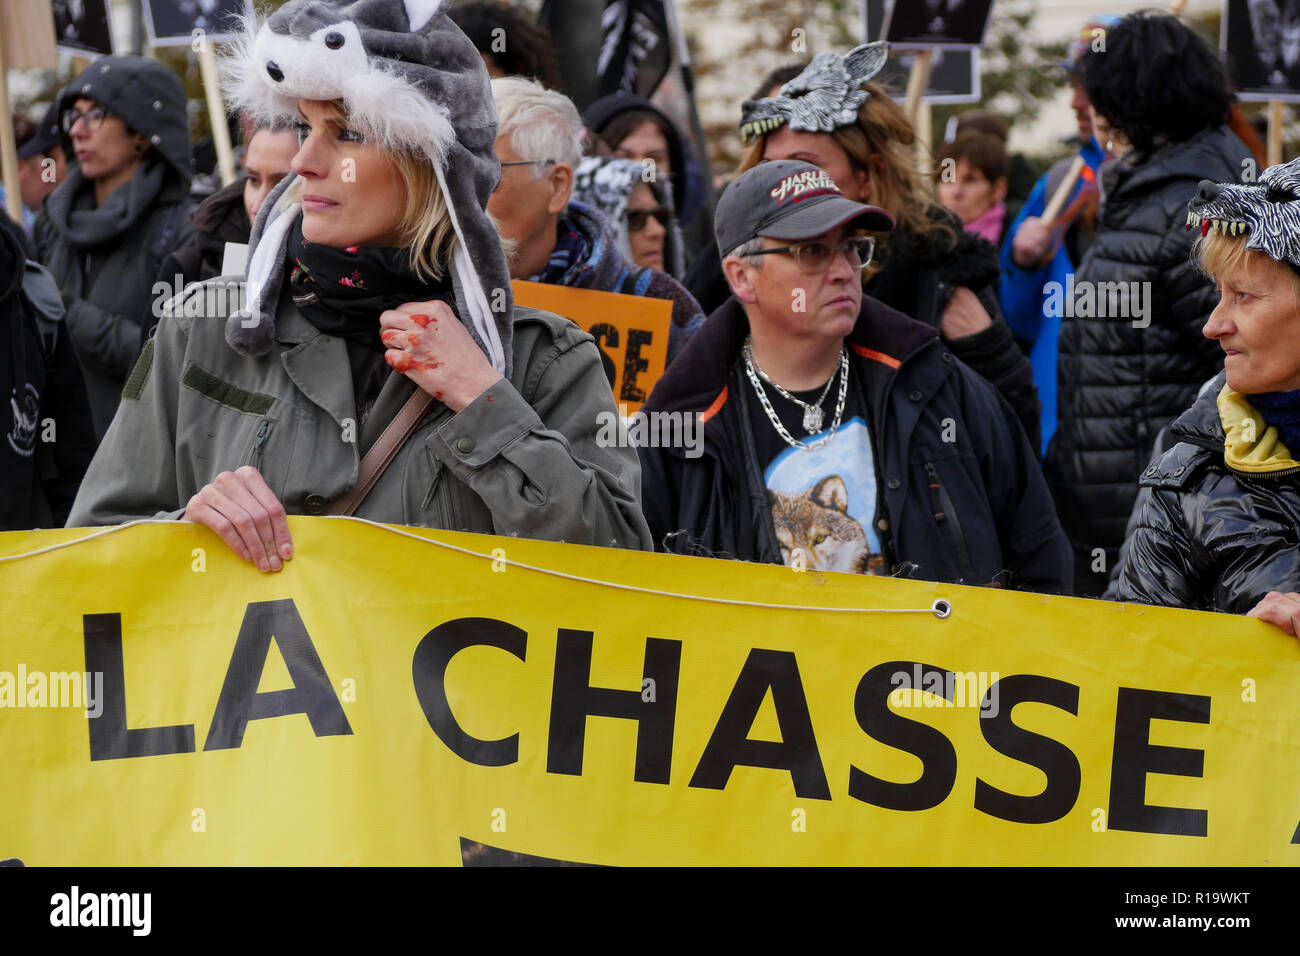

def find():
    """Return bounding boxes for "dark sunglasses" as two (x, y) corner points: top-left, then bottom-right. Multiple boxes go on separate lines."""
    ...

(627, 206), (670, 232)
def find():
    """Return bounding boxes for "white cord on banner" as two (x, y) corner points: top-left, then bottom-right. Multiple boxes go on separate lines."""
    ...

(0, 516), (953, 619)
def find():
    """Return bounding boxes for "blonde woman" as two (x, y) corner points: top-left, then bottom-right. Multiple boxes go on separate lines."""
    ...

(68, 0), (652, 567)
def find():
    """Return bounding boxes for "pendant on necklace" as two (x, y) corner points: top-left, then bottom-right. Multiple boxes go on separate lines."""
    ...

(802, 405), (824, 434)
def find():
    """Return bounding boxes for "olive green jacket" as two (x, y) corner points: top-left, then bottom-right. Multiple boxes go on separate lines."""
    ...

(67, 282), (653, 551)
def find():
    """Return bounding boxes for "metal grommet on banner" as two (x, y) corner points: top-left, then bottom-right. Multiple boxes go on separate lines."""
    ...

(932, 598), (952, 619)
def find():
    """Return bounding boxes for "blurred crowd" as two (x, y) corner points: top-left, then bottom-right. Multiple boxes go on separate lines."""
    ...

(4, 3), (1300, 635)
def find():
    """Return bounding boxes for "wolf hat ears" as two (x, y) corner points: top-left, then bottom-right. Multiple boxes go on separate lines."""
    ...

(222, 0), (512, 377)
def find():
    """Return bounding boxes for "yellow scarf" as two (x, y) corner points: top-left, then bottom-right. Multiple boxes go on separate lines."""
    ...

(1217, 386), (1300, 473)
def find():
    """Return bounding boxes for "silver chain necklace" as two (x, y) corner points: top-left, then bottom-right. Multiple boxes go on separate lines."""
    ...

(743, 337), (849, 451)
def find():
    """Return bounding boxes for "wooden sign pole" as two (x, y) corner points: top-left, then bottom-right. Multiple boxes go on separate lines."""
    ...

(197, 41), (236, 185)
(0, 39), (22, 224)
(1269, 101), (1283, 166)
(904, 49), (934, 126)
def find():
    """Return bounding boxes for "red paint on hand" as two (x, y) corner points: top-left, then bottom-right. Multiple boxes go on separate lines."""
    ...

(410, 313), (433, 328)
(381, 330), (398, 344)
(386, 351), (435, 373)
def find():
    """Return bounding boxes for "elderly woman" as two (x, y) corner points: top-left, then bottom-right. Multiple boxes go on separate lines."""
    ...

(1110, 156), (1300, 631)
(67, 0), (652, 568)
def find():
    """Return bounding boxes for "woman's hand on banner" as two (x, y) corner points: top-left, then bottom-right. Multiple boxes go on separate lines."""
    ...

(183, 467), (293, 573)
(1246, 590), (1300, 637)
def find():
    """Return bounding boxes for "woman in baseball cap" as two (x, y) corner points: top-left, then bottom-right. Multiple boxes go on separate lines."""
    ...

(722, 42), (1041, 453)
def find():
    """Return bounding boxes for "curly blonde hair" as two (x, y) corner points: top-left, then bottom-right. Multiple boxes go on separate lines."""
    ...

(739, 75), (955, 248)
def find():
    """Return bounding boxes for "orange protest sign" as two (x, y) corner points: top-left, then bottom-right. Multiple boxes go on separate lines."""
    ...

(511, 280), (671, 414)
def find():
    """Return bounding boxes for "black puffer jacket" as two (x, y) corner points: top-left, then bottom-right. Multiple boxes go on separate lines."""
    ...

(1108, 371), (1300, 614)
(1044, 124), (1252, 596)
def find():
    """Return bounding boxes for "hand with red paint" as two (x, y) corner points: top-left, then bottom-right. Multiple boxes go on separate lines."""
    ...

(378, 301), (502, 412)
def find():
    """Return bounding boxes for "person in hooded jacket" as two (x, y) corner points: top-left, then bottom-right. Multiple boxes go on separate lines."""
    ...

(1108, 156), (1300, 634)
(583, 90), (713, 263)
(33, 56), (194, 442)
(1047, 12), (1256, 597)
(67, 0), (651, 567)
(570, 155), (685, 279)
(0, 213), (96, 530)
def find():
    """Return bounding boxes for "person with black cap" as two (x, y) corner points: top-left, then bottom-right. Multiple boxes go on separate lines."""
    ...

(3, 106), (67, 242)
(67, 0), (651, 568)
(32, 55), (195, 441)
(637, 160), (1070, 592)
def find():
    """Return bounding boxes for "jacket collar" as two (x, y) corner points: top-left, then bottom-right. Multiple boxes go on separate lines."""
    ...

(647, 292), (940, 420)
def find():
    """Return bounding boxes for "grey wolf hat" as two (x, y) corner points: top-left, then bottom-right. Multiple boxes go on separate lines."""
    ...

(221, 0), (512, 376)
(715, 160), (894, 258)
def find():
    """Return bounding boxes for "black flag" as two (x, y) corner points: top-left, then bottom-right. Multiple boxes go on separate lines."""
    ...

(596, 0), (672, 99)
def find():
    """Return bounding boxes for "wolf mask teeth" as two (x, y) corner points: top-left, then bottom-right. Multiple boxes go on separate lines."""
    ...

(738, 41), (890, 144)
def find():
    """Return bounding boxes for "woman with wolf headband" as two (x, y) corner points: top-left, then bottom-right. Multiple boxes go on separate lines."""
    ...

(1110, 155), (1300, 634)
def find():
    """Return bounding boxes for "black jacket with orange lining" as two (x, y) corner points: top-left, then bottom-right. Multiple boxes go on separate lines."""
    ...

(637, 294), (1072, 593)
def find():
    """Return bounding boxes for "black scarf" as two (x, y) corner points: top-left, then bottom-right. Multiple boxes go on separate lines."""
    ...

(286, 222), (454, 422)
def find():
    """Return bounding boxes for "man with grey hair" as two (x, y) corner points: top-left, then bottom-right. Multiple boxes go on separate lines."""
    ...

(638, 160), (1070, 592)
(489, 76), (704, 365)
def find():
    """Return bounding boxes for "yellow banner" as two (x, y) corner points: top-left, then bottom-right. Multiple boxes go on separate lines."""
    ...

(0, 520), (1296, 865)
(511, 280), (671, 414)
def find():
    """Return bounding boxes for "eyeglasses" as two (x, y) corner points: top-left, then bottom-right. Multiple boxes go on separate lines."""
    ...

(500, 159), (557, 169)
(61, 106), (108, 134)
(746, 236), (877, 274)
(628, 206), (670, 232)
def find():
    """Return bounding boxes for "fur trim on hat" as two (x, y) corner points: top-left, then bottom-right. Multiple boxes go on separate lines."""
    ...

(220, 0), (513, 377)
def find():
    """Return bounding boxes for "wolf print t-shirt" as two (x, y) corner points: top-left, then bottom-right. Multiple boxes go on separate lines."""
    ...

(745, 362), (886, 574)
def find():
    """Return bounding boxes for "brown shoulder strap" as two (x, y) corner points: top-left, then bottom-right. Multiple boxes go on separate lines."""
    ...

(326, 388), (435, 517)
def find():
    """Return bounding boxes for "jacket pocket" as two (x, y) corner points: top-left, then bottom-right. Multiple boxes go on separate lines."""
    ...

(924, 460), (977, 583)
